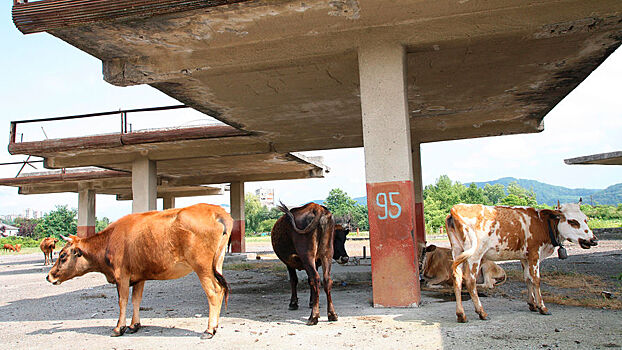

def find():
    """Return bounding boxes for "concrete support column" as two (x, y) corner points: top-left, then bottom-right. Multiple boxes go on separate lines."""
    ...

(230, 181), (245, 253)
(359, 41), (420, 307)
(412, 143), (426, 248)
(77, 185), (96, 238)
(132, 157), (157, 213)
(163, 195), (175, 210)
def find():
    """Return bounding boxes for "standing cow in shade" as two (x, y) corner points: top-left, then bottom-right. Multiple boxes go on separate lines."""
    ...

(271, 202), (348, 325)
(46, 204), (232, 339)
(40, 237), (59, 265)
(447, 202), (597, 323)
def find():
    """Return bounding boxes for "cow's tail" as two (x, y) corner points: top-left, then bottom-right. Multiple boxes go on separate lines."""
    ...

(448, 211), (478, 273)
(278, 201), (322, 234)
(214, 216), (231, 309)
(494, 268), (507, 287)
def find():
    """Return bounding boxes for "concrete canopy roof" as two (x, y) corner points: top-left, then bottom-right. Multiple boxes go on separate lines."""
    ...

(10, 0), (622, 155)
(0, 151), (328, 199)
(564, 151), (622, 165)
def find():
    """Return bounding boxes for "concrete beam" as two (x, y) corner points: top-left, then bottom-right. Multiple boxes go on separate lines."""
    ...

(77, 185), (96, 238)
(162, 195), (175, 210)
(359, 41), (420, 307)
(564, 151), (622, 165)
(229, 181), (245, 253)
(412, 143), (425, 248)
(132, 157), (157, 213)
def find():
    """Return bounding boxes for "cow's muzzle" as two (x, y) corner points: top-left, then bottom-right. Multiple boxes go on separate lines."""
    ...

(578, 238), (598, 249)
(46, 275), (61, 285)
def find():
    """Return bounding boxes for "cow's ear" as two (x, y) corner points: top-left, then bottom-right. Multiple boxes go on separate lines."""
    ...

(74, 248), (83, 257)
(540, 209), (561, 221)
(425, 245), (437, 252)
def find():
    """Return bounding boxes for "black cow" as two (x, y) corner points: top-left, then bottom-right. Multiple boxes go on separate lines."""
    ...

(271, 202), (348, 325)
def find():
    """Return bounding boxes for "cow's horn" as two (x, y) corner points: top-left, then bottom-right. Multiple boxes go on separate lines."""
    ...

(60, 234), (72, 242)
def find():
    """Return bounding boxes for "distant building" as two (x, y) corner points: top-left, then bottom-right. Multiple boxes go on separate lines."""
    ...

(255, 188), (275, 208)
(0, 224), (19, 237)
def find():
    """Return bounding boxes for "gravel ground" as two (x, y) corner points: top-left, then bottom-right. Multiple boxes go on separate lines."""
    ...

(0, 240), (620, 350)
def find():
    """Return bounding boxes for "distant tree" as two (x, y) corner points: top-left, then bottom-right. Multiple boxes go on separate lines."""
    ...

(96, 217), (110, 232)
(244, 193), (271, 233)
(500, 182), (537, 207)
(257, 219), (278, 233)
(35, 205), (77, 239)
(16, 218), (42, 238)
(324, 188), (368, 230)
(462, 183), (488, 205)
(483, 183), (506, 205)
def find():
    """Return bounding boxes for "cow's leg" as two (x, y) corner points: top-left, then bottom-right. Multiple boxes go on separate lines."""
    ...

(521, 260), (537, 312)
(529, 261), (549, 315)
(452, 261), (467, 323)
(321, 257), (337, 322)
(300, 256), (321, 325)
(197, 272), (225, 339)
(464, 260), (488, 320)
(112, 280), (130, 337)
(128, 281), (145, 333)
(287, 265), (299, 310)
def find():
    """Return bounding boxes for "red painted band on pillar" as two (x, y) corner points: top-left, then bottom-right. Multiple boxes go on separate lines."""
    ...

(366, 180), (421, 307)
(414, 202), (425, 244)
(77, 226), (96, 238)
(231, 219), (245, 253)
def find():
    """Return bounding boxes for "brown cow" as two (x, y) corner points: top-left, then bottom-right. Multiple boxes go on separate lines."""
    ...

(3, 243), (16, 252)
(421, 245), (506, 289)
(271, 202), (343, 325)
(447, 203), (597, 323)
(14, 244), (21, 252)
(40, 237), (59, 265)
(47, 204), (232, 339)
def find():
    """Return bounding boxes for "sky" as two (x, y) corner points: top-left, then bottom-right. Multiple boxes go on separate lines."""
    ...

(1, 2), (621, 221)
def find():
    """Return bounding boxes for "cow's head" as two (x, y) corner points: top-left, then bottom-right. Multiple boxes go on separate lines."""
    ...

(333, 224), (350, 264)
(543, 202), (597, 249)
(420, 245), (443, 281)
(14, 244), (21, 252)
(46, 235), (90, 285)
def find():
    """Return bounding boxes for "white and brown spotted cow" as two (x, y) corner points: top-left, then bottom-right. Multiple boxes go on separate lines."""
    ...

(447, 202), (597, 323)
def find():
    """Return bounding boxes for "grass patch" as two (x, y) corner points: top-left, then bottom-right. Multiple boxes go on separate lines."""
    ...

(0, 247), (46, 255)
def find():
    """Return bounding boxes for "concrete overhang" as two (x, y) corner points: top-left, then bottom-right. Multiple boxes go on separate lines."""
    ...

(0, 152), (328, 198)
(10, 0), (622, 150)
(564, 151), (622, 165)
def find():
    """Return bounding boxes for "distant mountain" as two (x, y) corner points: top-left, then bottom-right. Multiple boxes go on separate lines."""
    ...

(310, 178), (622, 207)
(469, 177), (620, 206)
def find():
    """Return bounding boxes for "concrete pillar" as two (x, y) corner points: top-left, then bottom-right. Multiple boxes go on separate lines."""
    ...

(229, 181), (245, 253)
(77, 185), (96, 238)
(359, 41), (420, 307)
(132, 157), (157, 213)
(163, 195), (175, 210)
(412, 143), (426, 247)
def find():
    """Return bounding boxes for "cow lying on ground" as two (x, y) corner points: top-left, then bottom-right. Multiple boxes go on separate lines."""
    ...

(40, 237), (59, 265)
(3, 243), (16, 252)
(47, 204), (232, 339)
(421, 245), (505, 289)
(447, 202), (598, 323)
(271, 202), (347, 325)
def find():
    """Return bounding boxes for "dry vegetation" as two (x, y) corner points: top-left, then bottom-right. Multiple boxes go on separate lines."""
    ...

(505, 269), (622, 310)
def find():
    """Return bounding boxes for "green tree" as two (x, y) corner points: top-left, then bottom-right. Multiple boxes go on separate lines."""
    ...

(462, 183), (488, 204)
(96, 217), (110, 232)
(483, 183), (506, 204)
(324, 189), (358, 218)
(244, 193), (270, 234)
(500, 182), (537, 207)
(35, 205), (77, 239)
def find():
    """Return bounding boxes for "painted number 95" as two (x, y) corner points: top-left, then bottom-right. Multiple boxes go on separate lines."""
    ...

(376, 192), (402, 220)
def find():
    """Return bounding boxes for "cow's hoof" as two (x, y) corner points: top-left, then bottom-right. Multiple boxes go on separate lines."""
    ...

(288, 304), (299, 310)
(111, 326), (126, 337)
(478, 313), (489, 321)
(528, 303), (538, 312)
(306, 316), (319, 326)
(328, 312), (338, 322)
(456, 314), (467, 323)
(127, 323), (141, 333)
(539, 308), (551, 316)
(201, 330), (215, 340)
